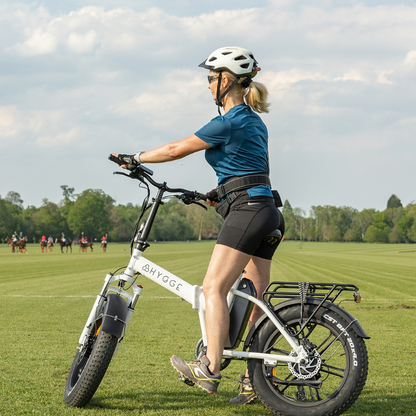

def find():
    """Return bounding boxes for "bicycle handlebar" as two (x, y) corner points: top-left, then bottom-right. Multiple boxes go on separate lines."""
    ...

(108, 154), (208, 205)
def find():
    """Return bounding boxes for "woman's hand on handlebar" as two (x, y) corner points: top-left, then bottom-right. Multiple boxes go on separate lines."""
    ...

(110, 153), (138, 170)
(205, 199), (218, 207)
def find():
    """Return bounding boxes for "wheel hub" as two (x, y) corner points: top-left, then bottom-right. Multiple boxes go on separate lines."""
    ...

(288, 349), (322, 380)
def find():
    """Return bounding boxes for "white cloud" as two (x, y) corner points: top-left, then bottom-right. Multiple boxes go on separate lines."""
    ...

(36, 126), (80, 147)
(404, 50), (416, 64)
(0, 106), (22, 139)
(67, 30), (99, 54)
(377, 70), (394, 85)
(16, 28), (58, 55)
(335, 70), (366, 82)
(1, 2), (416, 211)
(0, 106), (79, 148)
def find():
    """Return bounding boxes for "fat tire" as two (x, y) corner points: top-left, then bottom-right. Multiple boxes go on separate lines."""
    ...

(248, 305), (368, 416)
(64, 330), (118, 407)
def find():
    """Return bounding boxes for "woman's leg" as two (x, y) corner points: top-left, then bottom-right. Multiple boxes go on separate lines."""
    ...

(244, 256), (272, 328)
(203, 243), (252, 374)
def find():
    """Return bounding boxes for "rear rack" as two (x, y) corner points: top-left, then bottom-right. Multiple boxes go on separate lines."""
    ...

(263, 281), (361, 337)
(264, 281), (361, 307)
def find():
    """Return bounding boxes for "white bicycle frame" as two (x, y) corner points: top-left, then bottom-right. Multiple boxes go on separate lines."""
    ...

(79, 246), (309, 367)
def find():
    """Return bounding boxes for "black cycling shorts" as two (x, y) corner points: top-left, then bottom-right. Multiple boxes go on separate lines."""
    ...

(216, 194), (285, 260)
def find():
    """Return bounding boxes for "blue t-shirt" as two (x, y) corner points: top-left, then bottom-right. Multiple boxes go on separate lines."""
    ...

(195, 103), (273, 198)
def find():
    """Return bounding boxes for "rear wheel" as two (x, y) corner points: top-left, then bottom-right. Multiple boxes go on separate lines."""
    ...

(64, 298), (119, 407)
(248, 305), (368, 416)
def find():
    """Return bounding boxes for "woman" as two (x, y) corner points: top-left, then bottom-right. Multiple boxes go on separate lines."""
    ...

(113, 46), (284, 400)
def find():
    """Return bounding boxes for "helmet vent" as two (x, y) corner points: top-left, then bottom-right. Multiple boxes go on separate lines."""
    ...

(222, 52), (232, 56)
(208, 57), (217, 62)
(241, 63), (250, 69)
(235, 55), (247, 61)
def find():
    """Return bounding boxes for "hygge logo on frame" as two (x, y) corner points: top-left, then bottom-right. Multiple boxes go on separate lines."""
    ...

(141, 263), (183, 291)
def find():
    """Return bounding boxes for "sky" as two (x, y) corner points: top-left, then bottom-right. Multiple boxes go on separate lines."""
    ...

(1, 0), (415, 213)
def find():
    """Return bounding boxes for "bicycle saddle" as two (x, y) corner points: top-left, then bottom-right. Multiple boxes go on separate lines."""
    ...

(260, 229), (282, 246)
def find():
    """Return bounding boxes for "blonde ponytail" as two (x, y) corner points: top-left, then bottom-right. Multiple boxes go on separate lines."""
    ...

(220, 71), (270, 114)
(245, 81), (270, 114)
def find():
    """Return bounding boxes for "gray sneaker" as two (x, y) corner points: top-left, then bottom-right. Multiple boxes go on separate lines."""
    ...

(229, 374), (257, 405)
(171, 355), (221, 395)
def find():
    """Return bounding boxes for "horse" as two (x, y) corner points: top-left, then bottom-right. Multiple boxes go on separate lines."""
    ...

(79, 241), (93, 252)
(101, 241), (107, 252)
(58, 238), (72, 253)
(40, 240), (48, 253)
(5, 236), (17, 252)
(6, 236), (26, 253)
(48, 241), (53, 252)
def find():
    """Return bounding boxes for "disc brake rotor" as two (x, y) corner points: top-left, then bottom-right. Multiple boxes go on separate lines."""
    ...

(288, 349), (322, 380)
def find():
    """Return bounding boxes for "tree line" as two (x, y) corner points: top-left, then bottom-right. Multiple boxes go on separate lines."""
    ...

(0, 186), (222, 243)
(282, 194), (416, 243)
(0, 188), (415, 244)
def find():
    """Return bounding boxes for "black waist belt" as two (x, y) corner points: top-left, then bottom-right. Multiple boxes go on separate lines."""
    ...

(216, 174), (271, 201)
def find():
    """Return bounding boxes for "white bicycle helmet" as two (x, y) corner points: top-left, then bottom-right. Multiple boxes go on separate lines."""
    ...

(199, 47), (261, 113)
(199, 46), (260, 77)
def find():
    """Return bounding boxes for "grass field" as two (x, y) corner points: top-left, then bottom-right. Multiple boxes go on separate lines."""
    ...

(0, 240), (415, 416)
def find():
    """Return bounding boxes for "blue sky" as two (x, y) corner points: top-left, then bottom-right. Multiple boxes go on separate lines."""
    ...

(1, 0), (415, 213)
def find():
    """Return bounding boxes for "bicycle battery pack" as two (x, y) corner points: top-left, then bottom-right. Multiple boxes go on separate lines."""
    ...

(225, 278), (257, 350)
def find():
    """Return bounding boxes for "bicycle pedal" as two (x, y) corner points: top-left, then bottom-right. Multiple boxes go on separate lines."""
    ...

(178, 375), (195, 386)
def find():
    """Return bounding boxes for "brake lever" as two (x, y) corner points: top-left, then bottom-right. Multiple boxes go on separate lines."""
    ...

(113, 171), (131, 178)
(193, 201), (207, 210)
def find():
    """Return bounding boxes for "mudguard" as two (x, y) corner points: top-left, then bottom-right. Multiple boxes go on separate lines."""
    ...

(244, 298), (370, 351)
(101, 294), (128, 339)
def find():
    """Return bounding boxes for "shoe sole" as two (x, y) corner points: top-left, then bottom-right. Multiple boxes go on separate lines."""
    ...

(170, 358), (218, 395)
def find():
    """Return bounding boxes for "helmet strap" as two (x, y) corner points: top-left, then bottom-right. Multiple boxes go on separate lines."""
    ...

(215, 72), (240, 115)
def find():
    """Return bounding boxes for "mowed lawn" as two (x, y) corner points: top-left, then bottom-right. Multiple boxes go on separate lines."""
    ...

(0, 241), (415, 416)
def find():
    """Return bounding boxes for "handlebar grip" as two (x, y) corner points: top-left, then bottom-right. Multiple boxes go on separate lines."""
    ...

(196, 193), (208, 201)
(108, 154), (124, 165)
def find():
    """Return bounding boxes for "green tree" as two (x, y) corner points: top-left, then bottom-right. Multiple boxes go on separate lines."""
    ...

(364, 211), (393, 243)
(109, 203), (141, 242)
(186, 204), (223, 240)
(353, 209), (375, 242)
(397, 204), (416, 242)
(282, 200), (296, 240)
(67, 189), (114, 240)
(59, 185), (76, 220)
(4, 191), (24, 210)
(149, 200), (193, 241)
(32, 199), (67, 240)
(0, 197), (16, 238)
(387, 194), (402, 209)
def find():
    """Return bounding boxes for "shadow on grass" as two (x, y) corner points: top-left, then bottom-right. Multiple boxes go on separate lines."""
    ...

(86, 391), (416, 415)
(351, 393), (416, 415)
(88, 390), (271, 414)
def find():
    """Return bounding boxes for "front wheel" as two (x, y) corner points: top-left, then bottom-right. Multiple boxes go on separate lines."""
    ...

(64, 296), (121, 407)
(248, 305), (368, 416)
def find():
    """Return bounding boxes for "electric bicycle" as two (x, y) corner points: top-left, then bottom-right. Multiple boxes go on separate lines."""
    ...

(64, 157), (369, 416)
